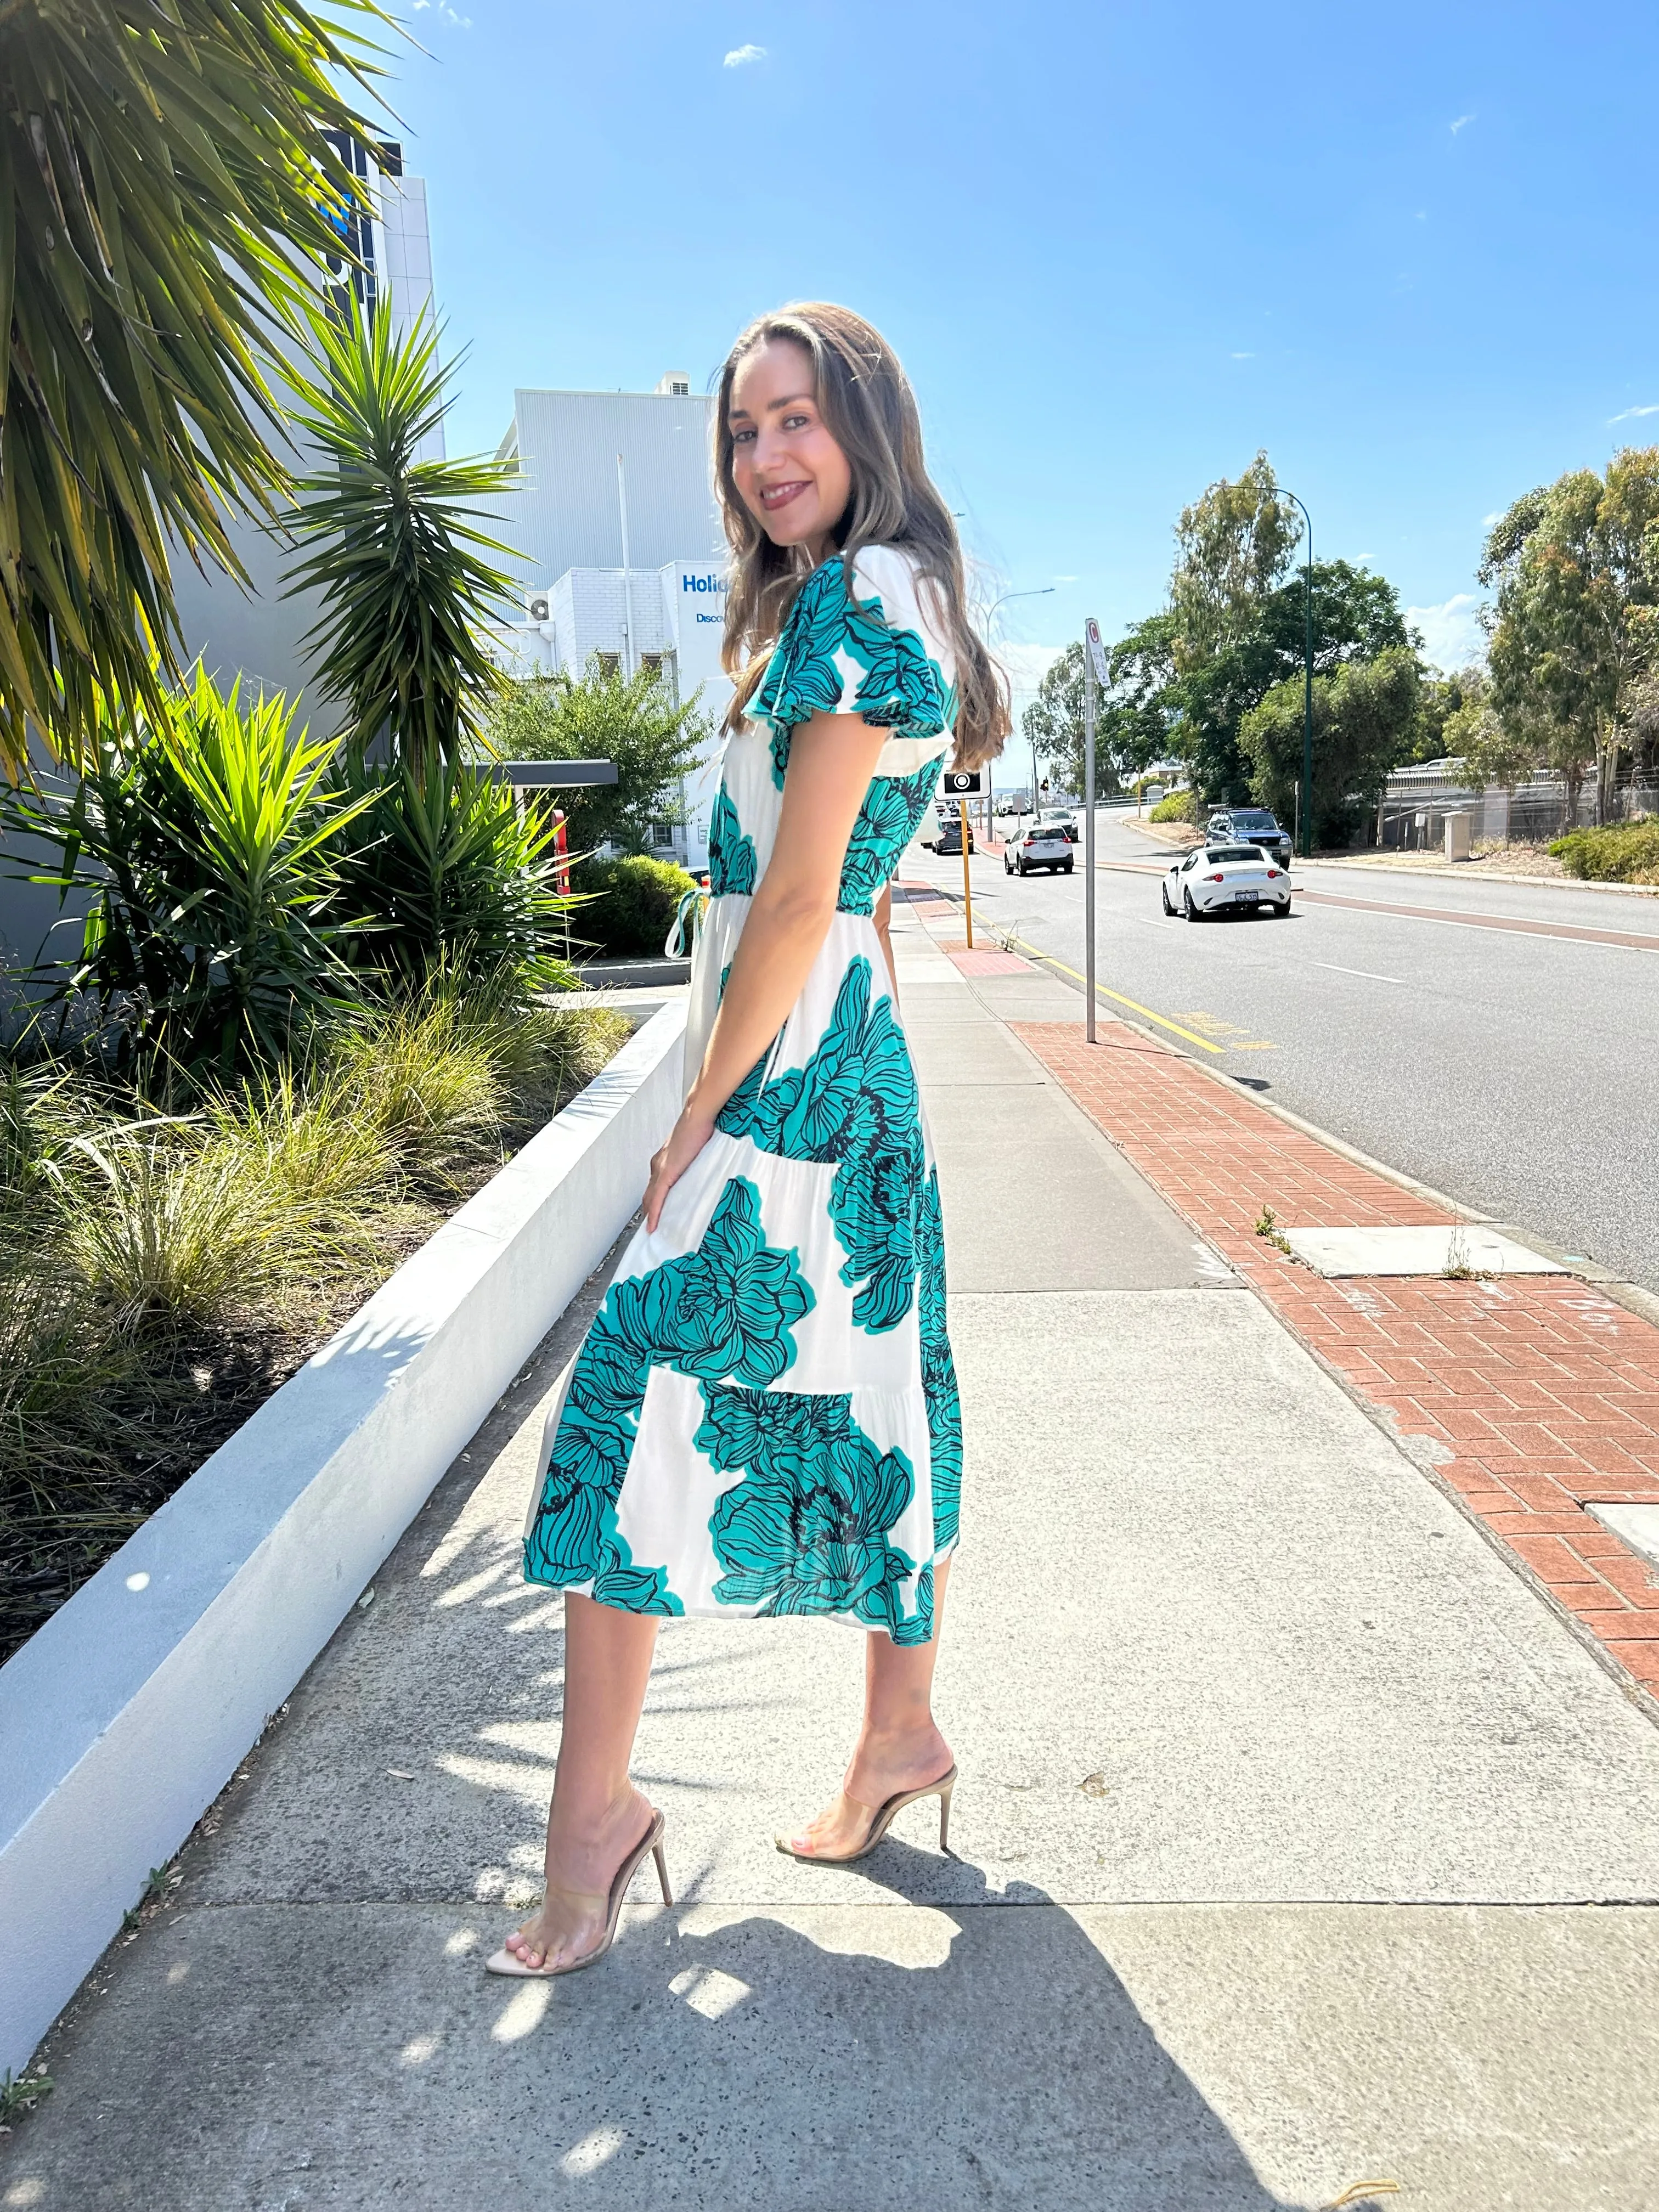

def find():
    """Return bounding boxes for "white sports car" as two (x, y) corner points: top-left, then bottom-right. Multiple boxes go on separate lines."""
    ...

(1163, 844), (1292, 920)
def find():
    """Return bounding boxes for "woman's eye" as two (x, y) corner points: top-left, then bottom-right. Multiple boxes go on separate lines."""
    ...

(731, 427), (754, 444)
(781, 413), (810, 432)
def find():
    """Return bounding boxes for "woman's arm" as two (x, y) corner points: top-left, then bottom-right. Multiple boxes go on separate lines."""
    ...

(643, 712), (890, 1231)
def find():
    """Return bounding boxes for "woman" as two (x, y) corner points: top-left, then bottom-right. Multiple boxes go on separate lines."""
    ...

(489, 302), (1008, 1978)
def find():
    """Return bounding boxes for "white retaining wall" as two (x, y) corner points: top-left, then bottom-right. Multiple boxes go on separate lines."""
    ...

(0, 1001), (686, 2074)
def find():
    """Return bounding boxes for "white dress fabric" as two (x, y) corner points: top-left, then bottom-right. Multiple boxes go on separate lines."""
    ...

(523, 545), (963, 1644)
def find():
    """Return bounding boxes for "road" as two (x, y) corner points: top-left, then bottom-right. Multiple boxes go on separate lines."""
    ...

(916, 804), (1659, 1291)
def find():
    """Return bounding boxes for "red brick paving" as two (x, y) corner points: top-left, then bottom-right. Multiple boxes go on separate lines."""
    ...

(1013, 1016), (1659, 1703)
(933, 937), (1034, 977)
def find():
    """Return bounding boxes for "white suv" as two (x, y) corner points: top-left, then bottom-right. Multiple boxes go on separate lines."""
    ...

(1005, 822), (1074, 876)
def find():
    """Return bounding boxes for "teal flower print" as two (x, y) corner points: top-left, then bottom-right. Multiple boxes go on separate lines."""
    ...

(716, 958), (925, 1335)
(698, 1381), (925, 1634)
(752, 559), (954, 788)
(524, 1177), (815, 1593)
(838, 760), (944, 915)
(832, 1136), (924, 1333)
(673, 1176), (814, 1386)
(916, 1165), (961, 1554)
(707, 785), (757, 897)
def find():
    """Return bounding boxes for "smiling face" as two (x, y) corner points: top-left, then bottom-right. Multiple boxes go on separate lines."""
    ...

(727, 337), (853, 562)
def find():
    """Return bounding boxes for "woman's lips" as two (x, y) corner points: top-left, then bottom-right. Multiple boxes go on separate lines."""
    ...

(759, 479), (810, 512)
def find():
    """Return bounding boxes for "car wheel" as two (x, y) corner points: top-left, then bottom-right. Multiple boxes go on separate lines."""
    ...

(1004, 854), (1013, 873)
(1183, 889), (1204, 922)
(1273, 898), (1291, 917)
(1161, 884), (1175, 915)
(1063, 861), (1074, 874)
(1016, 857), (1027, 876)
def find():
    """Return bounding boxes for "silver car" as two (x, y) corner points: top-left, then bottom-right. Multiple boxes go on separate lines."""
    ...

(1163, 844), (1291, 919)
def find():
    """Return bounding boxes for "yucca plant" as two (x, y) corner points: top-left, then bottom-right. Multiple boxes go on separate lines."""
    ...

(0, 0), (386, 778)
(2, 669), (376, 1077)
(330, 755), (582, 988)
(283, 295), (520, 777)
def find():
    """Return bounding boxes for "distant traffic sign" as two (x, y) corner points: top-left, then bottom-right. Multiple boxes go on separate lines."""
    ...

(1085, 617), (1110, 689)
(943, 769), (983, 794)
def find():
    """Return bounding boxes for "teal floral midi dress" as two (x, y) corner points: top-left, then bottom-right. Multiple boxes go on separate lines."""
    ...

(523, 545), (962, 1644)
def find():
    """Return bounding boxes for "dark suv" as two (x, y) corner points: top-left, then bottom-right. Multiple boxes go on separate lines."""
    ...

(1205, 808), (1292, 865)
(927, 811), (975, 857)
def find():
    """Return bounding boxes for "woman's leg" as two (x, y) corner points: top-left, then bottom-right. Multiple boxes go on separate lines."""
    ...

(784, 1556), (954, 1857)
(505, 1592), (661, 1968)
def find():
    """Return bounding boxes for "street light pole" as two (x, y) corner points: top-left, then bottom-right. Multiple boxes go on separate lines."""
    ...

(983, 584), (1055, 837)
(1277, 489), (1315, 860)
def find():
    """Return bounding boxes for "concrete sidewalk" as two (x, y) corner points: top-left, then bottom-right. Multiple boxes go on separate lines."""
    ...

(5, 902), (1658, 2210)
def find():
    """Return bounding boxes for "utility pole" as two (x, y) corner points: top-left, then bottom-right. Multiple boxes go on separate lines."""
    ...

(1083, 618), (1110, 1045)
(983, 584), (1055, 840)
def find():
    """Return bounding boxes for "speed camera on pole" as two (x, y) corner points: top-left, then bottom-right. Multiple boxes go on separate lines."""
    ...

(943, 770), (981, 946)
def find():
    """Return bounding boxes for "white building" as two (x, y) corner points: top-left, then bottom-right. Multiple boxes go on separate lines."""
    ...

(484, 377), (733, 868)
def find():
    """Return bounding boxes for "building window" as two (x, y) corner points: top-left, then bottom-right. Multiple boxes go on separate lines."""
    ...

(595, 653), (620, 679)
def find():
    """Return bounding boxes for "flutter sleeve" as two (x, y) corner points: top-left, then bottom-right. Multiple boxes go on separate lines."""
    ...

(749, 548), (957, 777)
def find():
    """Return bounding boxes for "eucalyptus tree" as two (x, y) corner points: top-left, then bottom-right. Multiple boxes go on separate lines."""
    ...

(1239, 646), (1421, 847)
(0, 0), (383, 778)
(1480, 450), (1659, 821)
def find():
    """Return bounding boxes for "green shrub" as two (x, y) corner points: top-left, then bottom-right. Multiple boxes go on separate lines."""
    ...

(1548, 818), (1659, 883)
(1149, 789), (1203, 824)
(331, 759), (583, 991)
(571, 855), (699, 957)
(1, 672), (370, 1081)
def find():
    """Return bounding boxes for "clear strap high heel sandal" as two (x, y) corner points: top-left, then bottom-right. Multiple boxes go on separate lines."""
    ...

(486, 1809), (672, 1978)
(775, 1764), (957, 1865)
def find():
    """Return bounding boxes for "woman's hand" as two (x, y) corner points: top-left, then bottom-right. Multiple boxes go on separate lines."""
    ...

(644, 1105), (718, 1233)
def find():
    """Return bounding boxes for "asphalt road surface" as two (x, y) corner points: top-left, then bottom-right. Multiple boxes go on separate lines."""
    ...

(916, 805), (1659, 1291)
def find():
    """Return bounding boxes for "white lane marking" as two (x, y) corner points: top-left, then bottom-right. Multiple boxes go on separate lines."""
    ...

(1301, 898), (1646, 953)
(1316, 961), (1408, 985)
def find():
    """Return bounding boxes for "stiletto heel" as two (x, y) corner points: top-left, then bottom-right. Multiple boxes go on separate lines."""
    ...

(486, 1809), (670, 1978)
(776, 1763), (958, 1865)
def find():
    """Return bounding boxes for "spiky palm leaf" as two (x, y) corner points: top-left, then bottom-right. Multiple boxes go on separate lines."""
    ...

(283, 295), (519, 776)
(0, 0), (386, 777)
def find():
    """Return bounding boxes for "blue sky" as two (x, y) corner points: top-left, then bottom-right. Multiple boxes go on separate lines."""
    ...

(386, 0), (1659, 694)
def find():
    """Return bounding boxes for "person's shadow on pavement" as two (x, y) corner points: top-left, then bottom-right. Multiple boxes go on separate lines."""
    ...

(522, 1837), (1382, 2212)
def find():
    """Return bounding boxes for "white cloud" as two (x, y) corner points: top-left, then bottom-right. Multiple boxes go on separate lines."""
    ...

(1231, 350), (1255, 359)
(1051, 573), (1078, 584)
(411, 0), (470, 19)
(1450, 112), (1475, 133)
(724, 43), (766, 65)
(1407, 592), (1487, 674)
(1609, 403), (1659, 424)
(1480, 511), (1503, 528)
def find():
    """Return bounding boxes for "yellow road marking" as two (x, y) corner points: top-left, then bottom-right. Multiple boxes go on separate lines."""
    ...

(1007, 938), (1227, 1053)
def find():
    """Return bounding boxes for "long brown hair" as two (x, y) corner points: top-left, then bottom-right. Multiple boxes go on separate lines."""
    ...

(713, 302), (1009, 770)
